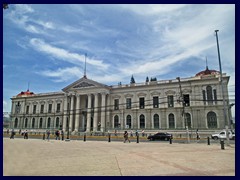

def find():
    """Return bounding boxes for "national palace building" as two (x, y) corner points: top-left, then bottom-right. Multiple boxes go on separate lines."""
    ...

(10, 66), (231, 133)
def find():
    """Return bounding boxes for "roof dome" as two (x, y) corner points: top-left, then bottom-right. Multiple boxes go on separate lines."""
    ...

(195, 66), (219, 77)
(17, 90), (34, 97)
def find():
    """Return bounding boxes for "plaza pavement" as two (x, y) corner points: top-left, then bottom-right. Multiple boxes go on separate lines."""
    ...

(3, 138), (235, 176)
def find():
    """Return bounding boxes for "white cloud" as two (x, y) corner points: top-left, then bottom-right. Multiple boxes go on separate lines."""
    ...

(38, 67), (82, 82)
(119, 4), (187, 15)
(30, 38), (109, 70)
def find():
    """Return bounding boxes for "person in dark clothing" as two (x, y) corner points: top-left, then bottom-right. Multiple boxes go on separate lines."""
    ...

(55, 130), (60, 140)
(47, 130), (50, 141)
(43, 132), (46, 140)
(61, 130), (64, 141)
(24, 130), (28, 139)
(123, 131), (130, 143)
(10, 129), (15, 139)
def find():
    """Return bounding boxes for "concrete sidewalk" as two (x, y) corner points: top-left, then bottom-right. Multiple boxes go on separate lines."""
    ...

(3, 138), (235, 176)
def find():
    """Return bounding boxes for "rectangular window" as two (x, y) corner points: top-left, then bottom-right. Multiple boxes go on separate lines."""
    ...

(213, 89), (217, 104)
(202, 90), (206, 105)
(168, 96), (174, 107)
(48, 104), (52, 113)
(139, 97), (145, 109)
(33, 105), (37, 114)
(126, 98), (131, 109)
(15, 102), (21, 114)
(40, 105), (44, 113)
(56, 103), (61, 113)
(153, 96), (159, 108)
(183, 94), (190, 107)
(114, 99), (119, 110)
(26, 105), (29, 114)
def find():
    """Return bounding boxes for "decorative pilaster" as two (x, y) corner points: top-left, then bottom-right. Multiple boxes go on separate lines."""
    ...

(69, 95), (75, 132)
(101, 93), (106, 132)
(63, 95), (68, 131)
(93, 93), (99, 132)
(74, 94), (80, 132)
(86, 94), (92, 132)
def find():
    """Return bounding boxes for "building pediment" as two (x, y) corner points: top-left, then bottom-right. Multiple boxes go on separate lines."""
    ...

(62, 76), (110, 93)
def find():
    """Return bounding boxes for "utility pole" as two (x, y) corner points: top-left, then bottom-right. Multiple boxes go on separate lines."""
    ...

(215, 30), (229, 145)
(176, 77), (190, 143)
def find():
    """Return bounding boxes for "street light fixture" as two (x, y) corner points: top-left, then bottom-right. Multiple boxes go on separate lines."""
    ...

(176, 77), (190, 143)
(215, 30), (229, 145)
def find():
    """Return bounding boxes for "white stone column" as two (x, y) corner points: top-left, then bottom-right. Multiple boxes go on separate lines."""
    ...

(69, 95), (75, 132)
(21, 100), (25, 114)
(93, 93), (99, 132)
(74, 94), (80, 132)
(63, 95), (68, 131)
(86, 94), (92, 132)
(101, 93), (106, 132)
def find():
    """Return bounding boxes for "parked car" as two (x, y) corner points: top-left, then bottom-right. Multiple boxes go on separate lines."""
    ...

(147, 132), (172, 141)
(211, 130), (235, 140)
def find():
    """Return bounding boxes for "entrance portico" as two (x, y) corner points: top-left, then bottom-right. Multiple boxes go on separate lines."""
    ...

(62, 76), (110, 133)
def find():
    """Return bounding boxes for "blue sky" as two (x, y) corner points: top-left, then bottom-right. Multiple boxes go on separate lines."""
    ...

(3, 4), (235, 117)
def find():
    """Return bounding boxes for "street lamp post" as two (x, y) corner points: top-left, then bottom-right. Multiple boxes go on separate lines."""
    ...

(215, 30), (229, 145)
(176, 77), (190, 143)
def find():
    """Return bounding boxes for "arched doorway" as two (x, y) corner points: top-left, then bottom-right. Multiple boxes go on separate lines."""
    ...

(140, 114), (145, 129)
(153, 114), (160, 129)
(207, 111), (217, 128)
(126, 115), (131, 129)
(168, 114), (175, 129)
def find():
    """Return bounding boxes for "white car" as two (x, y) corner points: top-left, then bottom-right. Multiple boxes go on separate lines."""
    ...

(211, 130), (235, 140)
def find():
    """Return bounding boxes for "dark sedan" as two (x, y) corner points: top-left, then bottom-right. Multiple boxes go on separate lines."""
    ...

(147, 132), (172, 141)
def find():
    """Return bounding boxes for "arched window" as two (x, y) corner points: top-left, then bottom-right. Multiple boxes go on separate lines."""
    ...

(153, 114), (159, 129)
(140, 114), (145, 129)
(39, 118), (43, 129)
(14, 118), (18, 128)
(114, 115), (119, 128)
(185, 113), (191, 128)
(206, 86), (213, 105)
(126, 115), (131, 129)
(168, 114), (175, 129)
(32, 118), (35, 128)
(47, 118), (51, 129)
(56, 117), (60, 128)
(25, 118), (28, 128)
(207, 111), (217, 128)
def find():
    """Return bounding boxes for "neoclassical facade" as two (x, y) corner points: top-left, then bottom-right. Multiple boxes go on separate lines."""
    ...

(10, 67), (231, 132)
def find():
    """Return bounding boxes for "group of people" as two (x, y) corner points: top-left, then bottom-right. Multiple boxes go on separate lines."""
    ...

(42, 130), (64, 141)
(9, 129), (29, 139)
(122, 129), (145, 143)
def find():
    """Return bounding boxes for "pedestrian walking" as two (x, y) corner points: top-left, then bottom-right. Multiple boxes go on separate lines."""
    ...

(43, 132), (45, 140)
(61, 130), (64, 141)
(135, 130), (138, 137)
(47, 130), (50, 141)
(130, 130), (133, 137)
(19, 129), (21, 135)
(196, 129), (200, 140)
(123, 131), (130, 143)
(55, 130), (60, 140)
(24, 130), (28, 139)
(10, 129), (15, 139)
